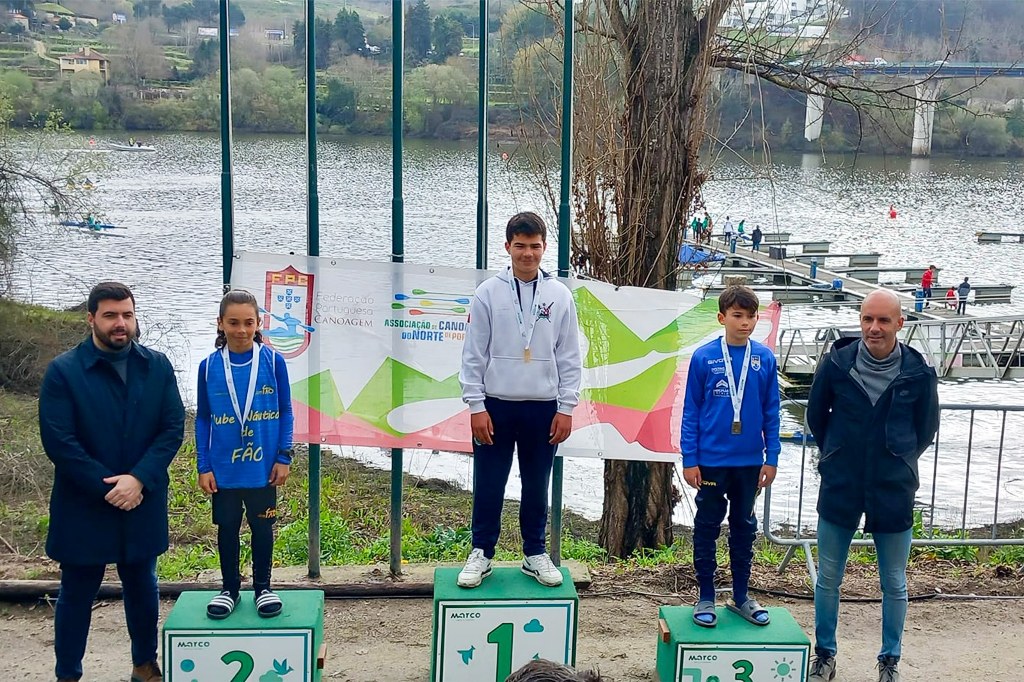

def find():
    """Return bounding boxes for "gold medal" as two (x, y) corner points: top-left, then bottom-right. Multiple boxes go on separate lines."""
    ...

(731, 420), (742, 435)
(524, 348), (532, 362)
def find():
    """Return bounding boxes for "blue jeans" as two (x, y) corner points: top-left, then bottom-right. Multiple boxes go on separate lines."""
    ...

(471, 397), (558, 558)
(814, 518), (912, 661)
(55, 558), (159, 680)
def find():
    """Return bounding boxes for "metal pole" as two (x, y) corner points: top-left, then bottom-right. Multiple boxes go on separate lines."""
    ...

(475, 0), (489, 269)
(551, 0), (574, 566)
(218, 0), (233, 292)
(389, 0), (405, 577)
(305, 0), (322, 580)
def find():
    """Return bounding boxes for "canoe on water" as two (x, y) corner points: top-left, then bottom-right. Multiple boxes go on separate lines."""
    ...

(67, 224), (125, 237)
(108, 143), (155, 152)
(59, 220), (123, 230)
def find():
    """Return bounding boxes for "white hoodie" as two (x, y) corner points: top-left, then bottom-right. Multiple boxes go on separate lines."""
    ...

(460, 266), (582, 415)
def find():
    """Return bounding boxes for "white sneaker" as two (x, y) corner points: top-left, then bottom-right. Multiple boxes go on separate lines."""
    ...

(522, 553), (563, 586)
(457, 548), (492, 588)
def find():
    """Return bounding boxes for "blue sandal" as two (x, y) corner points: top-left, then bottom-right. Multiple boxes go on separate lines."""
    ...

(727, 598), (770, 626)
(692, 600), (717, 627)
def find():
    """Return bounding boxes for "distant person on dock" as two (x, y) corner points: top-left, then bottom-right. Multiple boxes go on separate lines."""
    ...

(681, 285), (780, 629)
(702, 211), (713, 245)
(723, 216), (735, 245)
(805, 289), (939, 682)
(689, 215), (701, 241)
(888, 204), (897, 219)
(920, 265), (936, 308)
(751, 225), (763, 252)
(956, 277), (971, 315)
(457, 212), (582, 590)
(945, 286), (957, 309)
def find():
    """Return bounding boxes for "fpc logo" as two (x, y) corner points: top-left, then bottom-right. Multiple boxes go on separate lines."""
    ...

(263, 266), (317, 358)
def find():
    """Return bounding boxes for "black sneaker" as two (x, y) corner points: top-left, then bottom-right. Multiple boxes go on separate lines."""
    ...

(808, 654), (837, 681)
(877, 656), (900, 682)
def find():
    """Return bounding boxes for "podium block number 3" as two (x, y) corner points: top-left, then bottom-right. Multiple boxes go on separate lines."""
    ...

(682, 659), (755, 682)
(486, 622), (514, 682)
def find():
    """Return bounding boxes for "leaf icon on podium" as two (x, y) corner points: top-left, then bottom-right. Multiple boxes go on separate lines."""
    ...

(458, 645), (475, 664)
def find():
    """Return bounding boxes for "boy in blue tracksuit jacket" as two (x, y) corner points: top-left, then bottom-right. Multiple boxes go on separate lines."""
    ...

(681, 285), (781, 628)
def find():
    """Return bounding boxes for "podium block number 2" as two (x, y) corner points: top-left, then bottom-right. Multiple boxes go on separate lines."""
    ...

(486, 623), (514, 682)
(682, 659), (755, 682)
(222, 651), (255, 682)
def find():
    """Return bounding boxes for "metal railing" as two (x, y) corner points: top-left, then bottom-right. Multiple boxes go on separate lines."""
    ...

(763, 403), (1024, 586)
(778, 316), (1024, 380)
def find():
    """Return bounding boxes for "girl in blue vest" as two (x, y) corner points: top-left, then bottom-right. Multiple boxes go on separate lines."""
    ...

(196, 290), (294, 619)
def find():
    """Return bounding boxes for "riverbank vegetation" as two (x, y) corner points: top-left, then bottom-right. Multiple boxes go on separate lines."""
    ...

(0, 1), (1023, 154)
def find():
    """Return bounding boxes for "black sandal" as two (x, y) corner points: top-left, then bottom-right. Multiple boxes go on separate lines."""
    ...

(207, 591), (238, 620)
(255, 589), (283, 618)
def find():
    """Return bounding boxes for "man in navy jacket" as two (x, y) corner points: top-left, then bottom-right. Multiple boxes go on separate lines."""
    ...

(39, 282), (184, 682)
(805, 290), (939, 682)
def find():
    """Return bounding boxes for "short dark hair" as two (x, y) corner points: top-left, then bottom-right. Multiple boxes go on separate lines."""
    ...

(506, 212), (547, 242)
(505, 660), (604, 682)
(87, 281), (135, 314)
(718, 285), (759, 314)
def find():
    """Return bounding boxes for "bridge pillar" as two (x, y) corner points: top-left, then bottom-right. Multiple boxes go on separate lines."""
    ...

(804, 82), (825, 142)
(912, 80), (943, 157)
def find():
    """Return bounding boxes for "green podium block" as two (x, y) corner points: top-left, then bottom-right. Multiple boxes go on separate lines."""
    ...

(431, 567), (578, 682)
(163, 590), (325, 682)
(656, 606), (810, 682)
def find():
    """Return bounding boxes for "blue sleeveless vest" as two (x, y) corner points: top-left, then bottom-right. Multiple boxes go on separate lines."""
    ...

(203, 344), (282, 489)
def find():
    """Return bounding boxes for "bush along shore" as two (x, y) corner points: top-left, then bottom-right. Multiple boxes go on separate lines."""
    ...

(0, 298), (1022, 594)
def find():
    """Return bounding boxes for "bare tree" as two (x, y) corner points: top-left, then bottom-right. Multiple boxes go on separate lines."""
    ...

(508, 0), (987, 557)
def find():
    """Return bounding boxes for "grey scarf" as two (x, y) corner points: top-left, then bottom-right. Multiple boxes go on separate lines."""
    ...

(851, 340), (901, 405)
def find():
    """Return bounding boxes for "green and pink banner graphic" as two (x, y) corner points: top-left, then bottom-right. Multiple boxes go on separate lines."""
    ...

(233, 252), (781, 462)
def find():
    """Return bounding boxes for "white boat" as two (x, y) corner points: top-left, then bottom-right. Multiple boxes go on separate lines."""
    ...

(109, 143), (155, 152)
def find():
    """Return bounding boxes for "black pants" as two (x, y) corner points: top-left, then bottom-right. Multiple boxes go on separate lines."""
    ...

(693, 466), (761, 595)
(55, 558), (158, 680)
(212, 486), (277, 594)
(472, 397), (558, 558)
(957, 299), (967, 315)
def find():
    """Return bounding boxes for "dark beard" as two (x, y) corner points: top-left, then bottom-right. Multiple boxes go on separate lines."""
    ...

(94, 327), (133, 351)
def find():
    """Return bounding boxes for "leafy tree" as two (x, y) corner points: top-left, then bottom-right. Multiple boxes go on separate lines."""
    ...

(293, 18), (334, 68)
(406, 0), (432, 61)
(1007, 102), (1024, 139)
(431, 15), (463, 62)
(57, 16), (72, 31)
(318, 78), (357, 126)
(188, 39), (219, 80)
(132, 0), (161, 20)
(334, 9), (366, 54)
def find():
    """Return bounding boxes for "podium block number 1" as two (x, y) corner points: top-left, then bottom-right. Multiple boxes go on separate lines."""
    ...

(486, 623), (514, 682)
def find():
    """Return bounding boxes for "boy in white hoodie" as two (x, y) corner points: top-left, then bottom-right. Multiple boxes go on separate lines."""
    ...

(458, 212), (582, 588)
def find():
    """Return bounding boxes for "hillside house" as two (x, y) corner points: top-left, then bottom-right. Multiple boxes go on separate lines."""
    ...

(59, 46), (109, 83)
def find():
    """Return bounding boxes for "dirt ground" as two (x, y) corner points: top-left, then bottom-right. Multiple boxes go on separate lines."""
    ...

(1, 592), (1021, 681)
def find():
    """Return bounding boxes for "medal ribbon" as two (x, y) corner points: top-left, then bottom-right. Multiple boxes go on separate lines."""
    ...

(507, 266), (545, 355)
(221, 342), (261, 436)
(720, 336), (751, 427)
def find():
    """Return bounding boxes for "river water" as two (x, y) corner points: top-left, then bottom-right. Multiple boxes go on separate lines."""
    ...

(11, 132), (1024, 530)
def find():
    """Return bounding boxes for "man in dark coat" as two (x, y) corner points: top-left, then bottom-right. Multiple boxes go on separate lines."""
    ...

(39, 282), (184, 682)
(804, 290), (939, 682)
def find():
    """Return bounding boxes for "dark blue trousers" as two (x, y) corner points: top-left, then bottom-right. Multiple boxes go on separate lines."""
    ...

(472, 397), (558, 558)
(693, 466), (761, 602)
(55, 557), (159, 680)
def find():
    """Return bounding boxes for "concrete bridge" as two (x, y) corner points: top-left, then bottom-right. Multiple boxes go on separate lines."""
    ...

(795, 62), (1024, 157)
